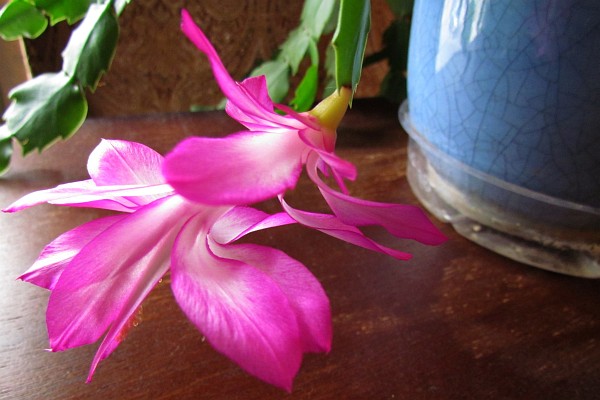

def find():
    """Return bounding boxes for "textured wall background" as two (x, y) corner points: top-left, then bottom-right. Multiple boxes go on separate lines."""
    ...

(23, 0), (395, 117)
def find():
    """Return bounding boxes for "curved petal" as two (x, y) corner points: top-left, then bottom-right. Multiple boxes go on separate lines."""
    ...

(171, 213), (302, 391)
(181, 10), (289, 129)
(224, 75), (277, 130)
(2, 180), (105, 212)
(225, 76), (304, 132)
(210, 240), (332, 354)
(163, 132), (305, 205)
(46, 195), (192, 354)
(46, 184), (174, 211)
(86, 292), (145, 382)
(88, 139), (165, 186)
(19, 215), (126, 290)
(274, 104), (322, 131)
(307, 156), (447, 245)
(210, 206), (296, 245)
(3, 181), (174, 213)
(297, 131), (356, 181)
(280, 196), (413, 260)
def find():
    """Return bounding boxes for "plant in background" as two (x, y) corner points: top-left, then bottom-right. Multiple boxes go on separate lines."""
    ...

(0, 0), (129, 173)
(0, 0), (412, 174)
(248, 0), (413, 108)
(365, 0), (413, 102)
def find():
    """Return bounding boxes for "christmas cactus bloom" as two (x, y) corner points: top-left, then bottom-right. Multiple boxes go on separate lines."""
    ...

(3, 139), (331, 391)
(163, 10), (447, 260)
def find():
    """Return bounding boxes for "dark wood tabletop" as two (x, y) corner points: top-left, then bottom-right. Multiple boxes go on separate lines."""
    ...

(1, 100), (599, 400)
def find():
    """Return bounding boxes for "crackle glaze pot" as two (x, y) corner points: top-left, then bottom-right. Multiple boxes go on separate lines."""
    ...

(400, 0), (600, 277)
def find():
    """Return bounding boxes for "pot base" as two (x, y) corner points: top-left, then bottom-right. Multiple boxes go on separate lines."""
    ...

(399, 101), (600, 278)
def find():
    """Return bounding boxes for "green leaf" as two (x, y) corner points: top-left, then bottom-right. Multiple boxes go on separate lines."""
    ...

(379, 18), (411, 102)
(250, 60), (290, 103)
(301, 0), (337, 38)
(379, 70), (406, 103)
(381, 16), (411, 69)
(0, 0), (48, 40)
(3, 72), (87, 154)
(290, 64), (318, 112)
(322, 44), (337, 98)
(62, 2), (119, 91)
(385, 0), (413, 18)
(33, 0), (93, 25)
(332, 0), (371, 97)
(0, 126), (13, 174)
(278, 27), (311, 75)
(114, 0), (131, 16)
(245, 0), (337, 107)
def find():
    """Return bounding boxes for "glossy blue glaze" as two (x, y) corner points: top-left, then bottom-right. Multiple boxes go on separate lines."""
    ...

(407, 0), (600, 207)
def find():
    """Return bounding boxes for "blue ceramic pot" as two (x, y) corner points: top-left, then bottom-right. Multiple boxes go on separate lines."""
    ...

(401, 0), (600, 276)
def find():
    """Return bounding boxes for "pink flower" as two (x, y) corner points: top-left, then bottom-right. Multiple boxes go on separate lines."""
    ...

(163, 10), (447, 261)
(4, 139), (331, 391)
(5, 10), (446, 393)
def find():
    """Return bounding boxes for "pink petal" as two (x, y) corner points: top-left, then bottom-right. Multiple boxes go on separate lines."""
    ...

(224, 76), (305, 132)
(3, 181), (173, 213)
(88, 139), (165, 186)
(307, 156), (447, 245)
(181, 10), (283, 128)
(2, 180), (107, 212)
(274, 104), (322, 131)
(210, 206), (296, 245)
(279, 195), (413, 260)
(210, 240), (332, 354)
(163, 132), (305, 205)
(86, 291), (145, 382)
(4, 140), (172, 214)
(19, 215), (126, 290)
(171, 213), (302, 391)
(224, 75), (277, 130)
(46, 195), (192, 354)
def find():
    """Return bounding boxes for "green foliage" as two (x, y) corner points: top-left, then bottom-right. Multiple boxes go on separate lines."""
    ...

(332, 0), (371, 100)
(378, 18), (411, 102)
(321, 44), (337, 98)
(0, 127), (12, 175)
(4, 73), (87, 153)
(251, 60), (290, 104)
(386, 0), (413, 17)
(248, 0), (337, 111)
(302, 0), (336, 37)
(34, 0), (93, 25)
(278, 27), (312, 75)
(113, 0), (131, 16)
(0, 0), (48, 40)
(256, 0), (413, 107)
(0, 0), (414, 174)
(290, 64), (318, 112)
(0, 0), (96, 41)
(62, 2), (119, 90)
(363, 0), (413, 103)
(0, 0), (126, 174)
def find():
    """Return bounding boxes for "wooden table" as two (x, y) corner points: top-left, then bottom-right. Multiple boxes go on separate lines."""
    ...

(1, 100), (599, 399)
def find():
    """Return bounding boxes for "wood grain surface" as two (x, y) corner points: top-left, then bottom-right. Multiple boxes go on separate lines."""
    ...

(1, 100), (599, 399)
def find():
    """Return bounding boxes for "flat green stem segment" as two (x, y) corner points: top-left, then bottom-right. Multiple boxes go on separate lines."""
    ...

(62, 1), (119, 91)
(248, 0), (337, 110)
(0, 0), (125, 174)
(4, 72), (88, 154)
(34, 0), (93, 25)
(332, 0), (371, 100)
(0, 0), (47, 40)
